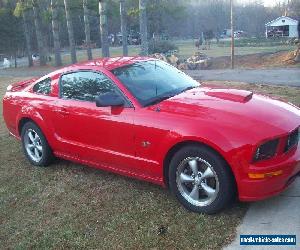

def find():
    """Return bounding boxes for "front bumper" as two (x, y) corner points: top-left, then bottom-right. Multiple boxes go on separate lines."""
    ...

(238, 145), (300, 201)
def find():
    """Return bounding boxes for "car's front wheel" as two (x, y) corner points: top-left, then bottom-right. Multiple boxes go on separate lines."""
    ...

(21, 121), (54, 166)
(169, 145), (235, 214)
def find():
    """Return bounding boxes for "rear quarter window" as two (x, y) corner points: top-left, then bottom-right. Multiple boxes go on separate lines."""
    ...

(33, 78), (51, 95)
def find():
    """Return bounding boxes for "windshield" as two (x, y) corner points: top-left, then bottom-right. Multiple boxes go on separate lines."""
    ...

(111, 60), (199, 107)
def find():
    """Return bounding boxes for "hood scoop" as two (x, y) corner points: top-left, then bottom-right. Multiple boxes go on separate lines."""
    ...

(205, 89), (253, 103)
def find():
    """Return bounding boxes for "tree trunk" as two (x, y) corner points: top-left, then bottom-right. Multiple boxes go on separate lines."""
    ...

(83, 0), (92, 60)
(22, 9), (33, 67)
(51, 0), (62, 67)
(14, 51), (17, 68)
(32, 0), (47, 66)
(64, 0), (77, 63)
(99, 0), (110, 57)
(120, 0), (128, 56)
(139, 0), (148, 55)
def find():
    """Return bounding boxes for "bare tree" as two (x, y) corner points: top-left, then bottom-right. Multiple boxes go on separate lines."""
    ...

(32, 0), (47, 66)
(83, 0), (92, 60)
(120, 0), (128, 56)
(64, 0), (77, 63)
(230, 0), (234, 69)
(20, 1), (33, 67)
(139, 0), (148, 55)
(288, 0), (300, 16)
(99, 0), (110, 57)
(51, 0), (62, 66)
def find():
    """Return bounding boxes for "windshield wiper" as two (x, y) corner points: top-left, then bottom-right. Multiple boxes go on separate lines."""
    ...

(178, 85), (197, 94)
(145, 86), (198, 107)
(145, 93), (176, 107)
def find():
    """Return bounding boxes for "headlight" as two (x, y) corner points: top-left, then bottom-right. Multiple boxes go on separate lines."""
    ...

(284, 127), (299, 152)
(253, 138), (279, 162)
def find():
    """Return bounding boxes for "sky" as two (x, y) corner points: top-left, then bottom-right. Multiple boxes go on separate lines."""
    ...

(263, 0), (285, 6)
(240, 0), (287, 7)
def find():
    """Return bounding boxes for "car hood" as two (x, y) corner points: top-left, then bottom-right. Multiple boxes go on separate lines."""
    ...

(156, 87), (300, 140)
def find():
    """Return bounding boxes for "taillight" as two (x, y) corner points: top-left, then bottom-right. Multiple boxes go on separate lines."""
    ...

(6, 85), (12, 91)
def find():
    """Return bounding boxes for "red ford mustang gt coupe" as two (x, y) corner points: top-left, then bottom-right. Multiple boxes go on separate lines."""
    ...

(2, 57), (300, 214)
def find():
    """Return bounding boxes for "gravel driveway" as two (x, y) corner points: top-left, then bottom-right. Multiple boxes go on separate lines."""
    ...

(185, 68), (300, 87)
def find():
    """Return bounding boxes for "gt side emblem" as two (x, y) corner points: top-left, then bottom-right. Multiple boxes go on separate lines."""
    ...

(141, 141), (151, 148)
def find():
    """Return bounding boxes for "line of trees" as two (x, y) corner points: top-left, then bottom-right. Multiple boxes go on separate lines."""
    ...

(0, 0), (299, 67)
(0, 0), (155, 67)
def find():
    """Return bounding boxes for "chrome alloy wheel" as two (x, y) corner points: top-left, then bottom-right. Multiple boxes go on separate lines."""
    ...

(176, 157), (219, 207)
(24, 128), (43, 162)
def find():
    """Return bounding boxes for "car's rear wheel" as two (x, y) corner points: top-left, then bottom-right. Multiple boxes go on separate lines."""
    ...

(21, 121), (54, 166)
(169, 145), (235, 214)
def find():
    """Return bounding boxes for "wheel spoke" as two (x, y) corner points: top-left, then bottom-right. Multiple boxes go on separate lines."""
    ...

(28, 131), (35, 143)
(34, 148), (40, 158)
(28, 143), (35, 149)
(201, 167), (214, 179)
(189, 185), (199, 200)
(180, 173), (194, 183)
(36, 145), (43, 152)
(188, 159), (198, 175)
(34, 136), (41, 143)
(201, 183), (215, 198)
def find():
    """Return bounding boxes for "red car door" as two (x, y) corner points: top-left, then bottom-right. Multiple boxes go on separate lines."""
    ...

(51, 70), (136, 171)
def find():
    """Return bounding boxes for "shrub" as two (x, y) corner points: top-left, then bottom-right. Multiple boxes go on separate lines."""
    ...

(148, 40), (178, 54)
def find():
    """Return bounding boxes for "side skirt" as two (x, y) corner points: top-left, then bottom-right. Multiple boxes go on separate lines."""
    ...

(54, 151), (165, 186)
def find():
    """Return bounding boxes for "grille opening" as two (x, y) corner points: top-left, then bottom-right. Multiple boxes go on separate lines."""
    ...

(284, 128), (299, 152)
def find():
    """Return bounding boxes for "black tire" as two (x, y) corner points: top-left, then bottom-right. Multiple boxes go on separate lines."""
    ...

(21, 121), (54, 167)
(169, 145), (235, 214)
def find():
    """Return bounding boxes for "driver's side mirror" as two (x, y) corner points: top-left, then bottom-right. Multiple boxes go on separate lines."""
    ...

(95, 91), (124, 107)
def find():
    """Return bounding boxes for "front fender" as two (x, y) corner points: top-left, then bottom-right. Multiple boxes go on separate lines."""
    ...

(154, 123), (254, 186)
(157, 127), (234, 167)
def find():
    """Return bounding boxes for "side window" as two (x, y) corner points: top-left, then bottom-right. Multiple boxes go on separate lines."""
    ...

(60, 71), (115, 102)
(33, 78), (51, 95)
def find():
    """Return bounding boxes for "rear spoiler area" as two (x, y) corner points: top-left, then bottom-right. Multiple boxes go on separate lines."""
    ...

(6, 78), (38, 92)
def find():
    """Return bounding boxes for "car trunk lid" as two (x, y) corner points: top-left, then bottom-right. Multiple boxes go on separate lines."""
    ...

(7, 78), (38, 92)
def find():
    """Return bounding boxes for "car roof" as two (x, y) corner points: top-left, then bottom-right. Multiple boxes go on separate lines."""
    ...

(76, 56), (151, 70)
(43, 56), (152, 80)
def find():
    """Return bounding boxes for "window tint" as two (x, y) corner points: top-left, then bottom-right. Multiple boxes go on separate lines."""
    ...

(33, 78), (51, 95)
(111, 60), (199, 106)
(60, 71), (114, 102)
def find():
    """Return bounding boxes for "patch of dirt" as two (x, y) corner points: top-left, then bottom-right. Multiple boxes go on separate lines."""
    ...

(210, 50), (299, 69)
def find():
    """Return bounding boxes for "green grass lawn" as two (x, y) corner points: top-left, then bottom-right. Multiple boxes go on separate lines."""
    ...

(0, 76), (248, 249)
(58, 39), (295, 65)
(1, 74), (299, 249)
